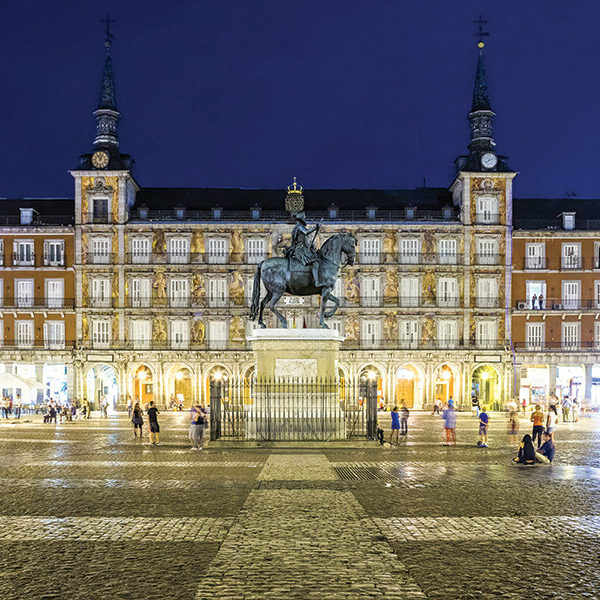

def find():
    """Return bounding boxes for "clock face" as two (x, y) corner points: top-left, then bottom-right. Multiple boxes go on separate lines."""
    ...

(481, 152), (498, 169)
(92, 151), (109, 169)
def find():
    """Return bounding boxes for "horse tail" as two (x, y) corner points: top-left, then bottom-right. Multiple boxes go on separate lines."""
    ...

(249, 262), (263, 321)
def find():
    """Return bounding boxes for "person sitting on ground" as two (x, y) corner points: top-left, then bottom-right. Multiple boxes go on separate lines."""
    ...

(513, 433), (537, 464)
(389, 406), (400, 445)
(536, 431), (555, 464)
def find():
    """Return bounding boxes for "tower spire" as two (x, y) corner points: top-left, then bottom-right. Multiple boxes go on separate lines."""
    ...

(94, 13), (120, 149)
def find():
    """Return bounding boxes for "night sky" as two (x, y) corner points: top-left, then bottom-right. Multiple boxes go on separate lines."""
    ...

(1, 1), (596, 199)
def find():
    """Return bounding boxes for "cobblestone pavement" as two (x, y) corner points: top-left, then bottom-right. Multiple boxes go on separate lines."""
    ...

(0, 411), (598, 599)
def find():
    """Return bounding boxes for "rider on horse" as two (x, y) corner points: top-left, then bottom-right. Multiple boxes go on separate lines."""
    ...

(285, 211), (324, 286)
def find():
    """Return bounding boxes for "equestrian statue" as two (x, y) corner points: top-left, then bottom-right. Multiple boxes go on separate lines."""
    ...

(249, 212), (357, 328)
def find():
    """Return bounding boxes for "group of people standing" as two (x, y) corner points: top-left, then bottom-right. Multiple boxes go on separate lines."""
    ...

(130, 401), (207, 449)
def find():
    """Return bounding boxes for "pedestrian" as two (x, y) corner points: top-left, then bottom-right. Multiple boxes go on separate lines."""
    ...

(477, 408), (489, 447)
(561, 397), (570, 422)
(13, 397), (21, 419)
(530, 404), (545, 448)
(189, 404), (206, 450)
(546, 404), (558, 441)
(531, 293), (537, 309)
(399, 402), (409, 435)
(131, 402), (144, 439)
(571, 399), (579, 422)
(147, 401), (160, 445)
(389, 406), (400, 445)
(538, 293), (544, 309)
(471, 394), (480, 417)
(507, 408), (519, 445)
(127, 396), (133, 419)
(536, 432), (555, 463)
(431, 398), (441, 415)
(442, 399), (457, 445)
(521, 398), (527, 414)
(102, 397), (108, 418)
(513, 434), (536, 465)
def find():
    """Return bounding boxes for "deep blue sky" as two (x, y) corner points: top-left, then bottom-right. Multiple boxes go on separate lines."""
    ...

(1, 1), (597, 199)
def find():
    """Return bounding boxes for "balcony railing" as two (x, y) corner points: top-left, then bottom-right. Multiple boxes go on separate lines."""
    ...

(514, 341), (598, 352)
(0, 215), (73, 226)
(0, 297), (75, 309)
(515, 298), (600, 311)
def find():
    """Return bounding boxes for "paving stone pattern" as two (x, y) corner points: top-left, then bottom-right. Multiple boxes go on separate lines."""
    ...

(0, 412), (598, 599)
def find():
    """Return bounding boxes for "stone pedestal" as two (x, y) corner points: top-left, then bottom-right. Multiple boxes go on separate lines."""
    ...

(247, 328), (345, 440)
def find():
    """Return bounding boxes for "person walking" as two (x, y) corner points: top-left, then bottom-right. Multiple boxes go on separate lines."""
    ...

(189, 404), (206, 450)
(477, 408), (489, 447)
(131, 402), (144, 439)
(521, 398), (527, 414)
(147, 401), (161, 445)
(431, 398), (441, 415)
(571, 399), (579, 422)
(127, 396), (133, 419)
(399, 402), (409, 436)
(442, 399), (457, 446)
(531, 404), (545, 448)
(471, 395), (480, 417)
(389, 406), (400, 445)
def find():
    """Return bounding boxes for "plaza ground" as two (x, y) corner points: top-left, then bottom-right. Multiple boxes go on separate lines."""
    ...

(0, 411), (598, 599)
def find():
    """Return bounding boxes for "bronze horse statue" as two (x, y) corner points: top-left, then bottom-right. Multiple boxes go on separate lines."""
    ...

(249, 232), (357, 328)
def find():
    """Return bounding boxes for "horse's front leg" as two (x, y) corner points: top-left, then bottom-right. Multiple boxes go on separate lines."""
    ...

(324, 292), (340, 318)
(319, 288), (331, 328)
(268, 291), (288, 328)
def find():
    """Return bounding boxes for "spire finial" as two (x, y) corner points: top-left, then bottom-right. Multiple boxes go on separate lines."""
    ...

(102, 13), (115, 53)
(473, 14), (489, 48)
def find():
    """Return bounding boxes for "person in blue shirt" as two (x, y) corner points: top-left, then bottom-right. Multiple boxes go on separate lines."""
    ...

(477, 409), (489, 447)
(389, 406), (400, 445)
(536, 432), (555, 463)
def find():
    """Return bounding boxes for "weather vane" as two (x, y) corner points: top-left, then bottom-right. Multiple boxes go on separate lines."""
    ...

(473, 15), (489, 48)
(102, 13), (115, 48)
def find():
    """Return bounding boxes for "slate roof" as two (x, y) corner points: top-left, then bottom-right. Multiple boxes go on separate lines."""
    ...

(513, 197), (600, 230)
(0, 198), (74, 226)
(135, 187), (453, 212)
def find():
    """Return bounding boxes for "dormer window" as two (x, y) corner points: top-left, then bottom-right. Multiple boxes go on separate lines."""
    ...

(366, 206), (377, 219)
(328, 204), (339, 219)
(19, 208), (34, 225)
(405, 206), (417, 220)
(442, 205), (453, 220)
(562, 212), (575, 230)
(251, 204), (261, 220)
(212, 206), (222, 220)
(138, 204), (149, 219)
(175, 205), (185, 220)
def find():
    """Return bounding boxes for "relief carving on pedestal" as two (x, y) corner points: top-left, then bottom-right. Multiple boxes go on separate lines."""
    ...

(275, 359), (317, 379)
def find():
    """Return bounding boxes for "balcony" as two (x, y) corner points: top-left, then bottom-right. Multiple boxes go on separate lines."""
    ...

(86, 252), (115, 265)
(561, 257), (583, 270)
(475, 253), (501, 266)
(474, 214), (501, 225)
(12, 252), (35, 267)
(83, 212), (111, 225)
(514, 341), (595, 352)
(514, 299), (600, 311)
(0, 297), (75, 309)
(523, 257), (547, 270)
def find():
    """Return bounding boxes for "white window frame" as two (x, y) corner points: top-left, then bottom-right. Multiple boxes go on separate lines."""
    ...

(170, 319), (189, 349)
(525, 281), (547, 309)
(16, 320), (34, 349)
(476, 277), (498, 308)
(526, 322), (544, 350)
(208, 277), (228, 308)
(399, 320), (419, 349)
(437, 320), (457, 349)
(0, 240), (4, 266)
(476, 320), (497, 349)
(438, 239), (457, 265)
(44, 320), (65, 349)
(130, 237), (151, 264)
(438, 277), (459, 308)
(91, 277), (111, 308)
(169, 278), (189, 308)
(130, 319), (152, 349)
(562, 321), (580, 350)
(399, 238), (420, 264)
(595, 322), (600, 350)
(525, 243), (545, 270)
(168, 237), (190, 264)
(477, 238), (498, 265)
(246, 238), (266, 264)
(360, 238), (381, 264)
(595, 281), (600, 309)
(92, 320), (111, 349)
(399, 276), (419, 308)
(561, 243), (581, 270)
(361, 319), (381, 348)
(45, 278), (64, 309)
(13, 240), (34, 266)
(207, 237), (228, 264)
(561, 280), (581, 310)
(131, 277), (151, 308)
(44, 240), (65, 266)
(90, 237), (111, 265)
(15, 279), (34, 308)
(475, 196), (498, 224)
(361, 275), (381, 307)
(208, 320), (228, 349)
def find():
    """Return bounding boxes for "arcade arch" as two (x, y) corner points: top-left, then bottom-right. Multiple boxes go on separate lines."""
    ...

(472, 364), (501, 410)
(86, 364), (119, 411)
(165, 364), (194, 409)
(130, 364), (154, 406)
(394, 364), (424, 409)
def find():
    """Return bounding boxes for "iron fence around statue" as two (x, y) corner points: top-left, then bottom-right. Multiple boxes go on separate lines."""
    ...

(209, 377), (377, 442)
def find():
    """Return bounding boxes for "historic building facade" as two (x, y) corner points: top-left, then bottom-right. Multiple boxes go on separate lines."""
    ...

(5, 34), (573, 412)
